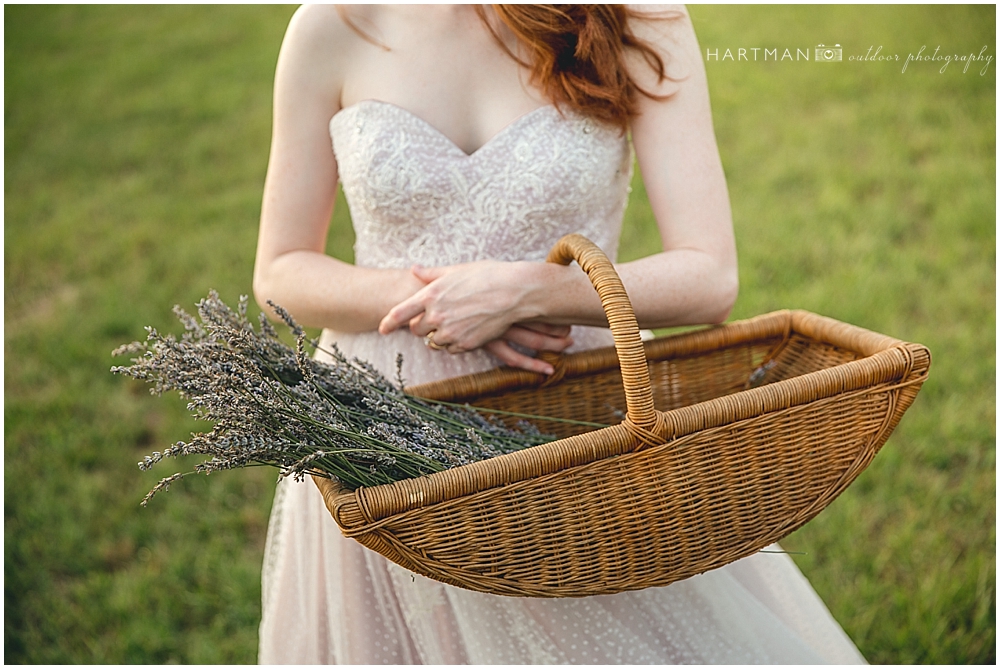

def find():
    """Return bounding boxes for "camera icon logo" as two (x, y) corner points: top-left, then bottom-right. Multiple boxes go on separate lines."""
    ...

(815, 44), (843, 62)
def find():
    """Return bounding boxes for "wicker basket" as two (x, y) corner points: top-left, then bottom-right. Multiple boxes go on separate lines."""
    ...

(313, 234), (930, 598)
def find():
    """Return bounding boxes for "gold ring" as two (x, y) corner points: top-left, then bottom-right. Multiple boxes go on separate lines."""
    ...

(424, 331), (445, 351)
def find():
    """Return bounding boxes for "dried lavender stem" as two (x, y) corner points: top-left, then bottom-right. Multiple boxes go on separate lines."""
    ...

(114, 291), (554, 502)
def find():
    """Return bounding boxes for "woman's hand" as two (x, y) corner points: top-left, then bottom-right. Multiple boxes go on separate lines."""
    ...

(482, 323), (573, 375)
(379, 261), (540, 349)
(378, 261), (575, 374)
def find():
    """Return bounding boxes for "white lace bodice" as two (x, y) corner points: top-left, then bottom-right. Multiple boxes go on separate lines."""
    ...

(329, 100), (632, 269)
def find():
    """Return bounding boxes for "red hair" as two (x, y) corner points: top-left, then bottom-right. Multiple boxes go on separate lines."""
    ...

(478, 5), (679, 131)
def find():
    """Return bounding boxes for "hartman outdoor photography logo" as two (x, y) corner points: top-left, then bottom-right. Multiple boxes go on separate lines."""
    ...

(705, 42), (993, 75)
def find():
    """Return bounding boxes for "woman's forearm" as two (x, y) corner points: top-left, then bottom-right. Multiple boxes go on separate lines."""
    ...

(253, 250), (425, 332)
(619, 250), (739, 328)
(523, 249), (738, 330)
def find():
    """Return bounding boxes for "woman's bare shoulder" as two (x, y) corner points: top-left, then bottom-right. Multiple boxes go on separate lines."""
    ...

(626, 4), (699, 98)
(274, 5), (385, 111)
(628, 4), (689, 19)
(627, 2), (690, 34)
(281, 4), (372, 62)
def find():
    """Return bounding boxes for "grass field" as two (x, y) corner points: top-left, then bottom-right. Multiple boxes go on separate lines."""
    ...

(5, 5), (994, 663)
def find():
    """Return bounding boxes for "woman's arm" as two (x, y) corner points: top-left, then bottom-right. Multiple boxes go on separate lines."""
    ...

(381, 6), (736, 343)
(252, 5), (425, 332)
(616, 4), (739, 327)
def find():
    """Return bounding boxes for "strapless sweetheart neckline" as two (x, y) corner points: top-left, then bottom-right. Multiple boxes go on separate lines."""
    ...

(330, 99), (560, 158)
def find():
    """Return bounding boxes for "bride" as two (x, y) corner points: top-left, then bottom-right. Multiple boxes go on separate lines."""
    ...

(252, 4), (866, 664)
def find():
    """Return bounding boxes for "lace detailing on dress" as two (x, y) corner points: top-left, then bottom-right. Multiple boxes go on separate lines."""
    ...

(330, 100), (631, 270)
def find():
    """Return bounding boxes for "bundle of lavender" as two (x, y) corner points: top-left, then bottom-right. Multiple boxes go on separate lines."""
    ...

(113, 291), (552, 505)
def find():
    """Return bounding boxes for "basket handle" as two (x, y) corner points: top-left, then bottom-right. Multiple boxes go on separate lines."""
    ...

(546, 234), (659, 435)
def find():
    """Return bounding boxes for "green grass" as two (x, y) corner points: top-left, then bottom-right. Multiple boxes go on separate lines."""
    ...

(5, 5), (994, 663)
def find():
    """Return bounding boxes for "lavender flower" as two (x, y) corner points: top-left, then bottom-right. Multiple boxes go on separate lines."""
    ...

(113, 291), (553, 504)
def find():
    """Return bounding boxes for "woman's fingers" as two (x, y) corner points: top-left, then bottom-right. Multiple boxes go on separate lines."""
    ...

(378, 277), (434, 337)
(379, 290), (430, 335)
(502, 325), (573, 352)
(379, 265), (456, 335)
(483, 340), (555, 375)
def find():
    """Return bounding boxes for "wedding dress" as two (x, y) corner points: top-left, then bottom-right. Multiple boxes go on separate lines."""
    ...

(257, 99), (867, 664)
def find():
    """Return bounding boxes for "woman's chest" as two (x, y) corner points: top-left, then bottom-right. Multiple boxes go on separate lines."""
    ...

(339, 10), (542, 156)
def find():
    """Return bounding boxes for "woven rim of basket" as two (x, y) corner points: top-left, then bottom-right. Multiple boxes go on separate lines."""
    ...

(317, 308), (930, 532)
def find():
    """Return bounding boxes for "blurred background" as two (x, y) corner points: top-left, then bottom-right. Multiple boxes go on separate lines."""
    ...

(5, 5), (994, 663)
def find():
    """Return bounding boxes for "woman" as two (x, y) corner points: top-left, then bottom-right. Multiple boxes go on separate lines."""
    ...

(253, 5), (866, 663)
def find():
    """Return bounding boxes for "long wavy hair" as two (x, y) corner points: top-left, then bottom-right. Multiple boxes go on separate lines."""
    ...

(337, 5), (679, 131)
(477, 5), (678, 131)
